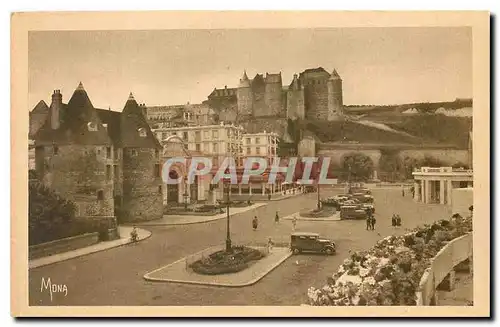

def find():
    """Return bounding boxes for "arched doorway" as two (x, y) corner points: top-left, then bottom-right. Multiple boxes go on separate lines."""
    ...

(166, 170), (180, 205)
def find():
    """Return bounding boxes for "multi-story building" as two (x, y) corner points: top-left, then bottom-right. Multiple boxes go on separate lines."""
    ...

(30, 83), (163, 223)
(151, 122), (244, 167)
(242, 131), (279, 165)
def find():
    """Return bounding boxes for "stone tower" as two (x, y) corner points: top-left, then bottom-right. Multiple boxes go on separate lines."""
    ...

(327, 69), (344, 120)
(286, 74), (305, 120)
(237, 70), (253, 118)
(264, 72), (283, 116)
(120, 92), (163, 222)
(34, 82), (115, 217)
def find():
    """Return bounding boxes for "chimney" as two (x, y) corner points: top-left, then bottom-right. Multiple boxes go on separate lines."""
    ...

(50, 89), (62, 130)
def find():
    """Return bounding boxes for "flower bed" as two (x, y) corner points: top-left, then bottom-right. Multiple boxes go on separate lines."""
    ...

(189, 246), (266, 275)
(307, 215), (472, 306)
(300, 207), (337, 218)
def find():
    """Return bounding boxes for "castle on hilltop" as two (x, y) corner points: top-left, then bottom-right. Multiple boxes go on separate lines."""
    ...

(204, 67), (344, 122)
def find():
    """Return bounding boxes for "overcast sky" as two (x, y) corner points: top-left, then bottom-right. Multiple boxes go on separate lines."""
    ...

(28, 27), (472, 111)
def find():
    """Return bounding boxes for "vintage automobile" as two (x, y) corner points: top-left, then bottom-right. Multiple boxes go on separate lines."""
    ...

(351, 193), (375, 213)
(340, 205), (369, 220)
(290, 232), (336, 255)
(349, 187), (372, 195)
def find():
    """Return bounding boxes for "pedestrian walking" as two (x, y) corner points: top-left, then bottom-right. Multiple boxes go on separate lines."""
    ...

(292, 216), (297, 231)
(252, 216), (258, 231)
(402, 185), (405, 197)
(396, 215), (402, 227)
(275, 211), (280, 224)
(371, 216), (377, 230)
(391, 214), (397, 227)
(366, 216), (371, 230)
(268, 193), (272, 201)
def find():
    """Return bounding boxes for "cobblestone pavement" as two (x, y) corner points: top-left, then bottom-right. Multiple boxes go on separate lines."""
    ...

(29, 188), (451, 306)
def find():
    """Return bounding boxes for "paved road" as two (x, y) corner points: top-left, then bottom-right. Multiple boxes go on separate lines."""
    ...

(29, 188), (451, 306)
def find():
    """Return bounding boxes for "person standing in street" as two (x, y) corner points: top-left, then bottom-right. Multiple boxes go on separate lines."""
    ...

(366, 216), (371, 230)
(292, 216), (297, 231)
(252, 216), (258, 231)
(275, 211), (280, 224)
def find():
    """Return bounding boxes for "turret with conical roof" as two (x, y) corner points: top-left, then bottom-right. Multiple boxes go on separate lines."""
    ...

(327, 69), (344, 120)
(120, 92), (163, 222)
(286, 74), (305, 120)
(237, 70), (253, 117)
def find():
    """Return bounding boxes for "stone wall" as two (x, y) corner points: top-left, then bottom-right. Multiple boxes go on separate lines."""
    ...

(29, 232), (99, 260)
(319, 145), (469, 170)
(122, 147), (163, 222)
(304, 79), (329, 120)
(264, 82), (283, 117)
(36, 144), (115, 217)
(318, 147), (382, 168)
(327, 79), (343, 119)
(399, 149), (469, 166)
(251, 77), (267, 117)
(286, 88), (305, 120)
(237, 86), (253, 117)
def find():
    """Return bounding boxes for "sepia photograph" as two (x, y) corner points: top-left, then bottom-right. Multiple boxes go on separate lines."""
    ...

(11, 11), (490, 317)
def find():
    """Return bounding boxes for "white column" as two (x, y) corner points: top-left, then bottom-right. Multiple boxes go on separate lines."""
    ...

(425, 180), (434, 203)
(447, 180), (452, 206)
(238, 184), (242, 195)
(262, 183), (265, 195)
(249, 184), (252, 195)
(440, 180), (445, 205)
(413, 181), (419, 201)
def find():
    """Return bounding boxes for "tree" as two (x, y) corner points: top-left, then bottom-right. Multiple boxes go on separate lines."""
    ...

(379, 149), (403, 181)
(29, 180), (77, 245)
(419, 155), (446, 168)
(341, 152), (374, 182)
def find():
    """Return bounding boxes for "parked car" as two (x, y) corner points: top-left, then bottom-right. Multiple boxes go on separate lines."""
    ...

(290, 232), (336, 255)
(349, 187), (371, 195)
(340, 205), (368, 220)
(351, 194), (375, 213)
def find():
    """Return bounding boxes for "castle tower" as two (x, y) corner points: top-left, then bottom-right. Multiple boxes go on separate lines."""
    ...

(286, 74), (305, 120)
(327, 69), (344, 120)
(33, 82), (115, 218)
(237, 70), (253, 118)
(120, 92), (163, 222)
(264, 72), (283, 117)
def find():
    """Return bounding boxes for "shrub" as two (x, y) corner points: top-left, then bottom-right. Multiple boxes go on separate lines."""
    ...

(29, 181), (78, 245)
(190, 246), (265, 275)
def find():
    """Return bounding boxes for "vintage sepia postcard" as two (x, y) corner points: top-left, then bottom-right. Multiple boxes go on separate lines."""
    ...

(11, 11), (490, 317)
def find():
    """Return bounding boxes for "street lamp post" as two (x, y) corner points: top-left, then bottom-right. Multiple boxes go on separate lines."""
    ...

(225, 182), (232, 252)
(183, 178), (189, 210)
(317, 166), (321, 210)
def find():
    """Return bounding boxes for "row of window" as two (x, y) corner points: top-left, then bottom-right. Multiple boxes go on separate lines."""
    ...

(155, 129), (242, 142)
(245, 136), (278, 145)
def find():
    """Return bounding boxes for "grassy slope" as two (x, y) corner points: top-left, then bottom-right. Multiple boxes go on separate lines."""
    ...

(385, 114), (471, 148)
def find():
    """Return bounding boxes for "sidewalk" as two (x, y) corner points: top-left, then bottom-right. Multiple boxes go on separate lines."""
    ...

(136, 203), (267, 226)
(144, 246), (291, 287)
(29, 226), (151, 270)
